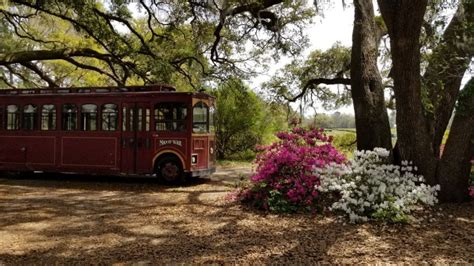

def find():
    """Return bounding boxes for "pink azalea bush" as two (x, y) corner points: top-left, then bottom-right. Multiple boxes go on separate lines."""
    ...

(235, 127), (346, 213)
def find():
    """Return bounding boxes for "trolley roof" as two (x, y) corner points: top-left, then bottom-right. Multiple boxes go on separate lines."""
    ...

(0, 84), (177, 96)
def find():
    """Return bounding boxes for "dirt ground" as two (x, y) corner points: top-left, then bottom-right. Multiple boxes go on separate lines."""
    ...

(0, 166), (473, 264)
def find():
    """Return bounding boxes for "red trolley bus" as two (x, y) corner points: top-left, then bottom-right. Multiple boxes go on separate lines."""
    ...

(0, 84), (216, 183)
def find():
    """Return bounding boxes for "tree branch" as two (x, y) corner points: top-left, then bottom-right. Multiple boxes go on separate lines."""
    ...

(0, 48), (116, 65)
(4, 65), (39, 87)
(20, 62), (58, 87)
(284, 78), (351, 102)
(139, 0), (173, 42)
(91, 7), (153, 55)
(210, 0), (283, 63)
(0, 9), (60, 46)
(62, 58), (123, 86)
(0, 72), (17, 89)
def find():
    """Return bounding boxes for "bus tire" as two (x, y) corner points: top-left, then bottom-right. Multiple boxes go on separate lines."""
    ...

(155, 156), (184, 184)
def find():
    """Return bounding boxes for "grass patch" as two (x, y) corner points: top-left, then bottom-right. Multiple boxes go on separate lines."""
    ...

(329, 131), (357, 158)
(325, 128), (356, 136)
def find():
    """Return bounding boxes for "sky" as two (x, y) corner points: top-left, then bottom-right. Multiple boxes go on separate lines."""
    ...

(249, 3), (355, 115)
(305, 4), (354, 53)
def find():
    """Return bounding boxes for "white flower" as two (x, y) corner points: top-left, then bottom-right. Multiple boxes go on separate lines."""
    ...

(367, 194), (375, 202)
(317, 148), (439, 223)
(349, 213), (359, 222)
(374, 147), (390, 158)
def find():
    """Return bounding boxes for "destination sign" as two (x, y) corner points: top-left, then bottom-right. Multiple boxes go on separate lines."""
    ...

(159, 139), (183, 147)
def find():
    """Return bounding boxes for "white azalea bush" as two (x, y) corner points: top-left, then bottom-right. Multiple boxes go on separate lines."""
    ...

(316, 148), (440, 223)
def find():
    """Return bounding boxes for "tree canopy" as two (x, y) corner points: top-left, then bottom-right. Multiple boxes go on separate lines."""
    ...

(0, 0), (314, 89)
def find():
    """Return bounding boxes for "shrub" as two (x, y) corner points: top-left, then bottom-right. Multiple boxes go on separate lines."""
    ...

(331, 132), (357, 155)
(317, 148), (440, 223)
(225, 149), (257, 161)
(236, 127), (346, 213)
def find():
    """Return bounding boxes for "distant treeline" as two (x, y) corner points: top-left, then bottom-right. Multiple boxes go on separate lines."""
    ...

(304, 112), (356, 129)
(304, 110), (399, 129)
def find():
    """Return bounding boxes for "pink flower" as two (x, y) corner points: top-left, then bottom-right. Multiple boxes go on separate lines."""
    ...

(242, 127), (347, 212)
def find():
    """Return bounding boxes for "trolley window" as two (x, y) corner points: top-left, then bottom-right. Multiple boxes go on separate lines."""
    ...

(6, 104), (20, 130)
(193, 102), (208, 133)
(145, 108), (150, 131)
(81, 104), (97, 131)
(41, 104), (56, 130)
(101, 104), (118, 131)
(154, 103), (187, 131)
(122, 107), (126, 131)
(22, 104), (38, 130)
(136, 108), (150, 132)
(136, 108), (142, 131)
(62, 104), (77, 131)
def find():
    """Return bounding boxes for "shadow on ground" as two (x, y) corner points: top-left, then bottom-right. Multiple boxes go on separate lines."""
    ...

(0, 167), (472, 263)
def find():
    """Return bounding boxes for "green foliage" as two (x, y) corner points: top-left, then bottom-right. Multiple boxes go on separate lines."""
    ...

(374, 15), (387, 34)
(264, 43), (352, 110)
(1, 2), (212, 89)
(0, 0), (315, 88)
(330, 132), (357, 155)
(267, 190), (299, 213)
(371, 199), (410, 224)
(225, 150), (257, 162)
(212, 78), (287, 160)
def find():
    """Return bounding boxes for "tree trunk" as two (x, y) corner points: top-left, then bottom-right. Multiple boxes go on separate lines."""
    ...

(351, 0), (392, 152)
(378, 0), (438, 184)
(437, 78), (474, 202)
(424, 0), (474, 158)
